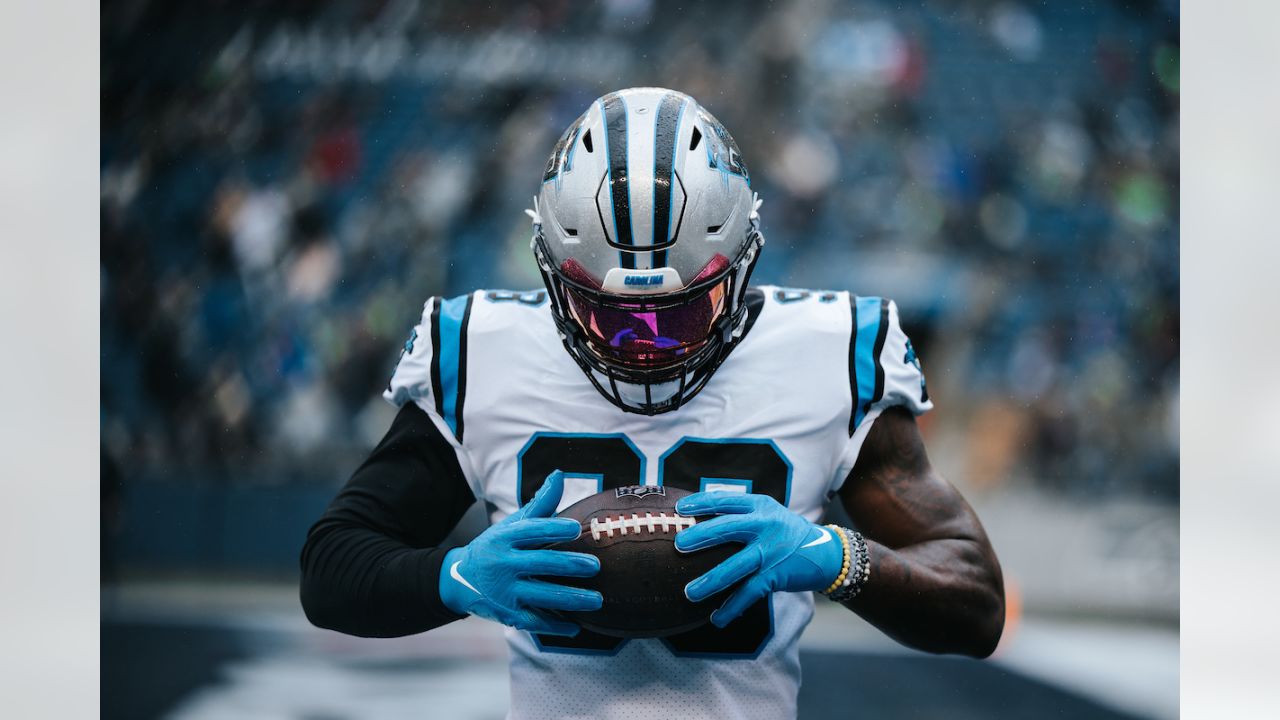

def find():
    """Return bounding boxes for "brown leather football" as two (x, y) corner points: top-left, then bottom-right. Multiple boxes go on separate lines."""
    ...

(547, 485), (737, 638)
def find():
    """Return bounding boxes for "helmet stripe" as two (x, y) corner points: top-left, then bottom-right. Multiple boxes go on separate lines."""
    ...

(601, 92), (636, 269)
(651, 93), (686, 269)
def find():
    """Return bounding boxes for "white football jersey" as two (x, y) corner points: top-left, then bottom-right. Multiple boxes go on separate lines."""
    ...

(385, 285), (931, 720)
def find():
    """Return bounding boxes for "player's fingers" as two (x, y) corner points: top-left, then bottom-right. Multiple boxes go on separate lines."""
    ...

(512, 470), (565, 521)
(711, 575), (772, 627)
(676, 492), (759, 517)
(507, 608), (581, 637)
(674, 514), (761, 552)
(684, 545), (763, 602)
(501, 517), (582, 547)
(517, 580), (604, 612)
(516, 549), (600, 578)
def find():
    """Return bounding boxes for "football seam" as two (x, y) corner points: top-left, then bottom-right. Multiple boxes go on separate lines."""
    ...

(588, 512), (695, 540)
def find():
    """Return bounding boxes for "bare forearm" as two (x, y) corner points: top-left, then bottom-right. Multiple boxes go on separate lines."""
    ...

(836, 407), (1005, 657)
(842, 535), (1004, 657)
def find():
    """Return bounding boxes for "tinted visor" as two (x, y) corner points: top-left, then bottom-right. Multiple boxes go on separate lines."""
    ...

(565, 280), (729, 369)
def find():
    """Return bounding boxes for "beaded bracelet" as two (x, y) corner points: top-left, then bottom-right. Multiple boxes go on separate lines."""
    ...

(821, 524), (852, 595)
(824, 527), (855, 598)
(829, 528), (871, 602)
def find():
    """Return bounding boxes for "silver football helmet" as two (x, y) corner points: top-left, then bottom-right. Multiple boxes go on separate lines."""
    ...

(528, 87), (764, 415)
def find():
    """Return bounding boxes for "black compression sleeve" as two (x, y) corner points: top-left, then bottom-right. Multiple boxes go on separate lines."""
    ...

(300, 402), (475, 637)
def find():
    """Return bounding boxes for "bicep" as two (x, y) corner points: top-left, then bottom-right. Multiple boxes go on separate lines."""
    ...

(838, 406), (984, 549)
(313, 402), (476, 548)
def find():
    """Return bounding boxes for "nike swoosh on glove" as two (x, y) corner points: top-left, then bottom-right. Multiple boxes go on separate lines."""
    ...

(439, 470), (602, 636)
(675, 492), (844, 627)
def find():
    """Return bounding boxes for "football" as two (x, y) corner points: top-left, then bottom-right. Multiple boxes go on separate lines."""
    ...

(547, 485), (738, 638)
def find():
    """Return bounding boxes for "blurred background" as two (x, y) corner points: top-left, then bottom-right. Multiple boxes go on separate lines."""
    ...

(100, 0), (1179, 717)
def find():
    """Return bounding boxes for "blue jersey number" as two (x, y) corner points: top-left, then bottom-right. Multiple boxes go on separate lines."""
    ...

(517, 433), (791, 659)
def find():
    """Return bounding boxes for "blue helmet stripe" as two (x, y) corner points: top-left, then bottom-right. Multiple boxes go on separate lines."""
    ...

(651, 93), (686, 268)
(601, 93), (636, 269)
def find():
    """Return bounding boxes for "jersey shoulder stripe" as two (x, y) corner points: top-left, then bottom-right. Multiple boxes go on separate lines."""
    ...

(849, 295), (888, 433)
(435, 294), (474, 441)
(847, 294), (931, 435)
(385, 292), (475, 443)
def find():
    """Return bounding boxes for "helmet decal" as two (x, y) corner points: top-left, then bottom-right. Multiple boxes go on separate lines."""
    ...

(543, 111), (587, 186)
(697, 106), (750, 184)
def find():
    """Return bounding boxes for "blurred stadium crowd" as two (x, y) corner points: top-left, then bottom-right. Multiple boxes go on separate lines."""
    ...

(100, 0), (1179, 551)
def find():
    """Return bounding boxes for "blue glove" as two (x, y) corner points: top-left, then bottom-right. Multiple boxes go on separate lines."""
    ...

(440, 470), (602, 636)
(675, 492), (844, 627)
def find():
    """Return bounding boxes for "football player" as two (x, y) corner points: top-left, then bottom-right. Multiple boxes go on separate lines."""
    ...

(301, 88), (1004, 719)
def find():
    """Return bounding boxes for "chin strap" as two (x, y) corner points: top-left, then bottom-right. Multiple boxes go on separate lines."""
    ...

(524, 195), (543, 226)
(727, 202), (765, 343)
(525, 195), (544, 251)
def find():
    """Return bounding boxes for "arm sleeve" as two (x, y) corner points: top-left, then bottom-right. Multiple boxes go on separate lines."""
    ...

(832, 296), (933, 492)
(299, 402), (475, 638)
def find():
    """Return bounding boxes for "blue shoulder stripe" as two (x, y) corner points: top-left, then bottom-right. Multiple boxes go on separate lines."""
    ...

(428, 298), (444, 416)
(434, 293), (474, 441)
(849, 295), (887, 434)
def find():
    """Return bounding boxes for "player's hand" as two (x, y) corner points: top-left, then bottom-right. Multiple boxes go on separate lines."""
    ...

(439, 470), (603, 636)
(675, 492), (844, 627)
